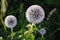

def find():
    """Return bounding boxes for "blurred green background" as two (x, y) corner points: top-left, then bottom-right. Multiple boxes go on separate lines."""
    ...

(0, 0), (60, 40)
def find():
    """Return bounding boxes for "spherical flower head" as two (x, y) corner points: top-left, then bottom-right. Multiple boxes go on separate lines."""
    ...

(26, 5), (45, 24)
(39, 28), (46, 35)
(5, 15), (17, 28)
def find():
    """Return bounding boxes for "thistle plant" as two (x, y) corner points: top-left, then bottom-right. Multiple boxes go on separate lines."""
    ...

(25, 5), (45, 40)
(0, 0), (8, 35)
(0, 0), (58, 39)
(26, 5), (45, 24)
(40, 28), (46, 40)
(5, 15), (17, 40)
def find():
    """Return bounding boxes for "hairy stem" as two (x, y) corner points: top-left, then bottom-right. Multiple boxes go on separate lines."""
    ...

(11, 27), (13, 40)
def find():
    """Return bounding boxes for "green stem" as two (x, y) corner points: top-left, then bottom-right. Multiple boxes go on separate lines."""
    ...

(11, 27), (13, 40)
(41, 34), (44, 40)
(0, 17), (7, 33)
(32, 23), (40, 32)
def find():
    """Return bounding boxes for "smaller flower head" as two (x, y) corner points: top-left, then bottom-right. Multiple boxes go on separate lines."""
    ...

(5, 15), (17, 28)
(26, 5), (45, 24)
(39, 28), (46, 35)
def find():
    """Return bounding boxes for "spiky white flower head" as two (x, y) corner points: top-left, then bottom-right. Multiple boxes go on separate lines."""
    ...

(26, 5), (45, 24)
(5, 15), (17, 28)
(40, 28), (46, 35)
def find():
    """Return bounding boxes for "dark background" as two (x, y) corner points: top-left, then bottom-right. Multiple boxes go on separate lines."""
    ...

(0, 0), (60, 40)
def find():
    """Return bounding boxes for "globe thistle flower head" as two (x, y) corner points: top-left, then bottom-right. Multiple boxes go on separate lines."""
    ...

(26, 5), (45, 24)
(39, 28), (46, 35)
(5, 15), (17, 28)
